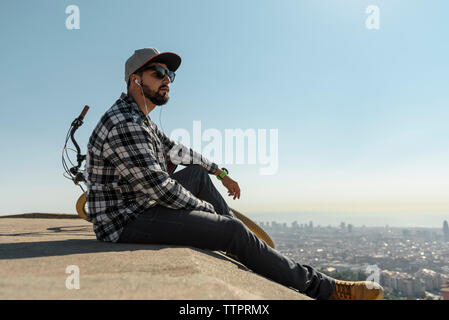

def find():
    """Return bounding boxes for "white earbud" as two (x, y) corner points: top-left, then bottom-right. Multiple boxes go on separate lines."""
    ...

(134, 79), (141, 86)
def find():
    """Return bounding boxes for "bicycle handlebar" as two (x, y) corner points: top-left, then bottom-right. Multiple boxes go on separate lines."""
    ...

(79, 105), (90, 120)
(69, 105), (90, 169)
(63, 105), (91, 187)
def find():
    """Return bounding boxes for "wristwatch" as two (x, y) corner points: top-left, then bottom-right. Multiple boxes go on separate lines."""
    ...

(217, 167), (229, 180)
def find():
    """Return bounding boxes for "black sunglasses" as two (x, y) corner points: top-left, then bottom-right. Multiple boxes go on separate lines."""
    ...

(141, 65), (176, 83)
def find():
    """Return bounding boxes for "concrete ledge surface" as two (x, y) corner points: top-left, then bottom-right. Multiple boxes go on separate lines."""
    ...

(0, 216), (310, 300)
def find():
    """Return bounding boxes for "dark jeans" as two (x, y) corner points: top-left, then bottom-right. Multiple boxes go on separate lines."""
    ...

(117, 164), (335, 299)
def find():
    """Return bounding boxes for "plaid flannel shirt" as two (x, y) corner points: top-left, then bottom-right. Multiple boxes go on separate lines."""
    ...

(85, 92), (218, 242)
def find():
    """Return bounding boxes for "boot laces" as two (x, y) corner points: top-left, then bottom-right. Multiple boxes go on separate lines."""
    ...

(334, 281), (353, 299)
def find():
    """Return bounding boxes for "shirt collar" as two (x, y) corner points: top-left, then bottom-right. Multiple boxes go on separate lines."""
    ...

(120, 92), (140, 112)
(120, 92), (155, 128)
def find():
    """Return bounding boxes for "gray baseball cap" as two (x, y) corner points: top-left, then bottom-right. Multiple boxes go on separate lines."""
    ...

(124, 48), (181, 84)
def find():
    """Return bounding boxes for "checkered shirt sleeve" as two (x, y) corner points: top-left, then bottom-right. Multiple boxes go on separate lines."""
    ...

(104, 121), (215, 213)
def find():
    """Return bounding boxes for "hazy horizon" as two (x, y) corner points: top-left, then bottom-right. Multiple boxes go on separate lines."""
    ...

(1, 210), (447, 229)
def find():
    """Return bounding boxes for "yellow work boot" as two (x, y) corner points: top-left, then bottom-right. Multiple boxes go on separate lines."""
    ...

(329, 280), (384, 300)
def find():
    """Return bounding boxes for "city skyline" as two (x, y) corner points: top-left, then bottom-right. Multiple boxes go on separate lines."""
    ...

(246, 211), (448, 229)
(263, 218), (449, 299)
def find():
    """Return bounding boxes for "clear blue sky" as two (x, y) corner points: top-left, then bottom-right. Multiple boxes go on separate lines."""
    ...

(1, 0), (448, 226)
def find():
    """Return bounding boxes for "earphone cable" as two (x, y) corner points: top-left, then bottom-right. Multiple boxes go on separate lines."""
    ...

(159, 106), (164, 132)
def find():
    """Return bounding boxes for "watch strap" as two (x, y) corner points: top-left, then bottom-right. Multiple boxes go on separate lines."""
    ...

(217, 168), (228, 180)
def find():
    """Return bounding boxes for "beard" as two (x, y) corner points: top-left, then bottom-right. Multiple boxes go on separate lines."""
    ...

(142, 85), (169, 106)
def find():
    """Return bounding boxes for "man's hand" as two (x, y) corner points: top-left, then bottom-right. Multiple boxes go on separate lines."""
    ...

(221, 175), (240, 200)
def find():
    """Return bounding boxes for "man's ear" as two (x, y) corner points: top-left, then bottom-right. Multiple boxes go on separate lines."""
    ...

(128, 75), (139, 92)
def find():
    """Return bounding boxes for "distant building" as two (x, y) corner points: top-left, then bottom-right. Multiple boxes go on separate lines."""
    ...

(443, 220), (449, 242)
(381, 270), (425, 297)
(381, 271), (398, 290)
(415, 269), (442, 291)
(292, 221), (299, 229)
(442, 287), (449, 300)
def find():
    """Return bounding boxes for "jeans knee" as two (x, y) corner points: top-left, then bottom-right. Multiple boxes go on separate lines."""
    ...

(226, 217), (247, 237)
(222, 217), (250, 255)
(188, 164), (208, 178)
